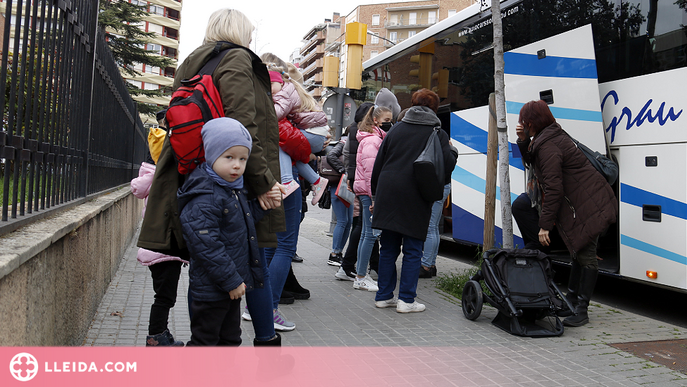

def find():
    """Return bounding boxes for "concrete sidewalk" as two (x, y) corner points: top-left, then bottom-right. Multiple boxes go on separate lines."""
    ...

(84, 209), (687, 386)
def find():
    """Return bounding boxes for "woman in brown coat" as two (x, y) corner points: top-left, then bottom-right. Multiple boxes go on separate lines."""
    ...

(517, 100), (617, 327)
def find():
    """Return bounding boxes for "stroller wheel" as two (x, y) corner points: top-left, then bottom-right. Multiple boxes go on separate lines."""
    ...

(462, 280), (483, 320)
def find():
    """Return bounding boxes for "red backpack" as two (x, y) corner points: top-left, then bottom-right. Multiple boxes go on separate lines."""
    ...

(165, 43), (236, 174)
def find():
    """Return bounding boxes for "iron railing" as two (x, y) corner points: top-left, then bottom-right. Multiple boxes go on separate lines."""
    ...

(0, 0), (147, 236)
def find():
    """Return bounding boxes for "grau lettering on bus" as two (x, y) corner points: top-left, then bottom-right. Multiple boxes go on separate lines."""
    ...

(601, 90), (683, 143)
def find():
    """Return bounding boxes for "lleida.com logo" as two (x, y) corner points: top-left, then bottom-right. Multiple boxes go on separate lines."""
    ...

(9, 352), (137, 381)
(9, 353), (38, 382)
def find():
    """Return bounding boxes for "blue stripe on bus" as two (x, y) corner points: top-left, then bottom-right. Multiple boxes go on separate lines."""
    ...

(451, 114), (524, 170)
(452, 165), (519, 204)
(620, 184), (687, 220)
(506, 101), (603, 123)
(621, 235), (687, 266)
(504, 52), (598, 79)
(452, 203), (524, 248)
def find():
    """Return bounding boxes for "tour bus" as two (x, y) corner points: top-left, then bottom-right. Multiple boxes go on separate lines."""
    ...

(360, 0), (686, 292)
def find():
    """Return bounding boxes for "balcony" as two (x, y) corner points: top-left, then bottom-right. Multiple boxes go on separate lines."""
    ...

(385, 17), (437, 29)
(303, 58), (323, 77)
(300, 45), (325, 68)
(300, 30), (325, 55)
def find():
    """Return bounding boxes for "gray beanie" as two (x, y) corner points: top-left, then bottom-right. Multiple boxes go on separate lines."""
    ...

(374, 88), (401, 120)
(201, 117), (253, 167)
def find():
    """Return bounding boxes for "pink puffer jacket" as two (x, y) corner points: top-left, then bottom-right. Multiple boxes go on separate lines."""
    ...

(353, 127), (386, 197)
(273, 82), (300, 120)
(131, 163), (188, 266)
(290, 110), (327, 129)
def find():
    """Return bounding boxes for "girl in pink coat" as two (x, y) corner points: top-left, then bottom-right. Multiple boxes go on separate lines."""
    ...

(353, 105), (392, 292)
(269, 67), (329, 205)
(131, 128), (188, 346)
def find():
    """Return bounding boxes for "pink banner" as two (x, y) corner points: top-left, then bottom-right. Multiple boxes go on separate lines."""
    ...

(2, 347), (470, 386)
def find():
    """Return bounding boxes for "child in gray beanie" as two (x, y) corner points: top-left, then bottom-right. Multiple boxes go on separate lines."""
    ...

(178, 117), (279, 346)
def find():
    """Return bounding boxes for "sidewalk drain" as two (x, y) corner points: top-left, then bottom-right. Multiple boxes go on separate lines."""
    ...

(609, 339), (687, 375)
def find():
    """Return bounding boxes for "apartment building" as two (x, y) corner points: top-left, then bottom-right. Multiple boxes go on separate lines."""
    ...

(0, 0), (182, 125)
(299, 1), (472, 100)
(300, 13), (343, 99)
(123, 0), (182, 125)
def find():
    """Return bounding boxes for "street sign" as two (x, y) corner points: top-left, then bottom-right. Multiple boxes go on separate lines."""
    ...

(323, 93), (356, 130)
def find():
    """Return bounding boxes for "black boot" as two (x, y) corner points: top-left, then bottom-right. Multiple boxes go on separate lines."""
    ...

(279, 290), (295, 304)
(282, 265), (310, 299)
(146, 329), (184, 346)
(563, 267), (598, 327)
(253, 333), (282, 346)
(558, 260), (582, 317)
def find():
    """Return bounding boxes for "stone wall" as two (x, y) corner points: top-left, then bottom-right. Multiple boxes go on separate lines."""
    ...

(0, 188), (142, 346)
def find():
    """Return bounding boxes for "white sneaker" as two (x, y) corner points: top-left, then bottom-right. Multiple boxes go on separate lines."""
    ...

(335, 267), (355, 281)
(375, 297), (398, 308)
(353, 275), (379, 292)
(273, 309), (296, 331)
(396, 299), (426, 313)
(241, 306), (252, 321)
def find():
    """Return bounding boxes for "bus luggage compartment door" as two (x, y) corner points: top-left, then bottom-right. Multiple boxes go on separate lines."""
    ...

(616, 144), (687, 290)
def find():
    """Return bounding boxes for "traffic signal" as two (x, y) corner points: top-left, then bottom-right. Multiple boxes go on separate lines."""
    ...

(409, 41), (434, 89)
(345, 22), (367, 90)
(323, 56), (339, 88)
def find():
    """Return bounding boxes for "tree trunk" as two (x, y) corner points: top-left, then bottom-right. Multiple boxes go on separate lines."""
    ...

(483, 93), (498, 249)
(492, 0), (513, 248)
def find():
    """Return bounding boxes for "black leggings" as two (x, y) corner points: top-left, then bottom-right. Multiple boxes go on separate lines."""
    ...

(342, 215), (379, 273)
(148, 260), (183, 335)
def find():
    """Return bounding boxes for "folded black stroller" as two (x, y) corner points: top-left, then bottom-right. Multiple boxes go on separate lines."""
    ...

(461, 249), (574, 337)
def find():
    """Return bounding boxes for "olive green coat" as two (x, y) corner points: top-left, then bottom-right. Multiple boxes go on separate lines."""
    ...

(137, 42), (284, 252)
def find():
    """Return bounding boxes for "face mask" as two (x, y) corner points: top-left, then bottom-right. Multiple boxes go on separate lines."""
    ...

(380, 122), (393, 132)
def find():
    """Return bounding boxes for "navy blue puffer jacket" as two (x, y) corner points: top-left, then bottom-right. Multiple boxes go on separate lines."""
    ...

(178, 165), (266, 302)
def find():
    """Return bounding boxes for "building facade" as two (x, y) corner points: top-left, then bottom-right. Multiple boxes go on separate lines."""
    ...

(123, 0), (182, 125)
(0, 0), (182, 125)
(298, 1), (472, 100)
(299, 13), (343, 99)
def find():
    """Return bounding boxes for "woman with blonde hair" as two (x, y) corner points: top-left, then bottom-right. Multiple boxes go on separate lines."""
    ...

(140, 8), (285, 344)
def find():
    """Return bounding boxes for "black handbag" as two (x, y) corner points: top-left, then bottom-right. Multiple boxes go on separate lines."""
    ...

(317, 187), (331, 209)
(413, 127), (445, 202)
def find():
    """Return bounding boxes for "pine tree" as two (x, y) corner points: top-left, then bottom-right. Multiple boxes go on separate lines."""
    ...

(98, 0), (174, 116)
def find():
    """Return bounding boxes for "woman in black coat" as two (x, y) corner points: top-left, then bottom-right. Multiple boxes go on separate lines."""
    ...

(370, 89), (457, 313)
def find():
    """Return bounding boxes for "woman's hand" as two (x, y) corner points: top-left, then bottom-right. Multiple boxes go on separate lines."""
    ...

(538, 228), (551, 247)
(369, 200), (374, 214)
(516, 123), (528, 141)
(229, 283), (246, 300)
(258, 183), (283, 210)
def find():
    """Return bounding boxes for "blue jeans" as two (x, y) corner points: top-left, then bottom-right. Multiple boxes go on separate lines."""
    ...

(279, 148), (319, 185)
(302, 130), (326, 153)
(422, 184), (451, 268)
(356, 195), (380, 277)
(330, 186), (353, 253)
(375, 230), (423, 303)
(244, 249), (276, 341)
(264, 181), (301, 310)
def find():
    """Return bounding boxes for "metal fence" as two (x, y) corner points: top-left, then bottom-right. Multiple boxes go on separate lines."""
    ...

(0, 0), (147, 236)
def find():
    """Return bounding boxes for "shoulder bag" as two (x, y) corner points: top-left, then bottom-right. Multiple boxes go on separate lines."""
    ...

(413, 127), (445, 202)
(566, 132), (618, 185)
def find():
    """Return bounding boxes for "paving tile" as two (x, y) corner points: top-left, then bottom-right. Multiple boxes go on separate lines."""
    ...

(84, 206), (687, 386)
